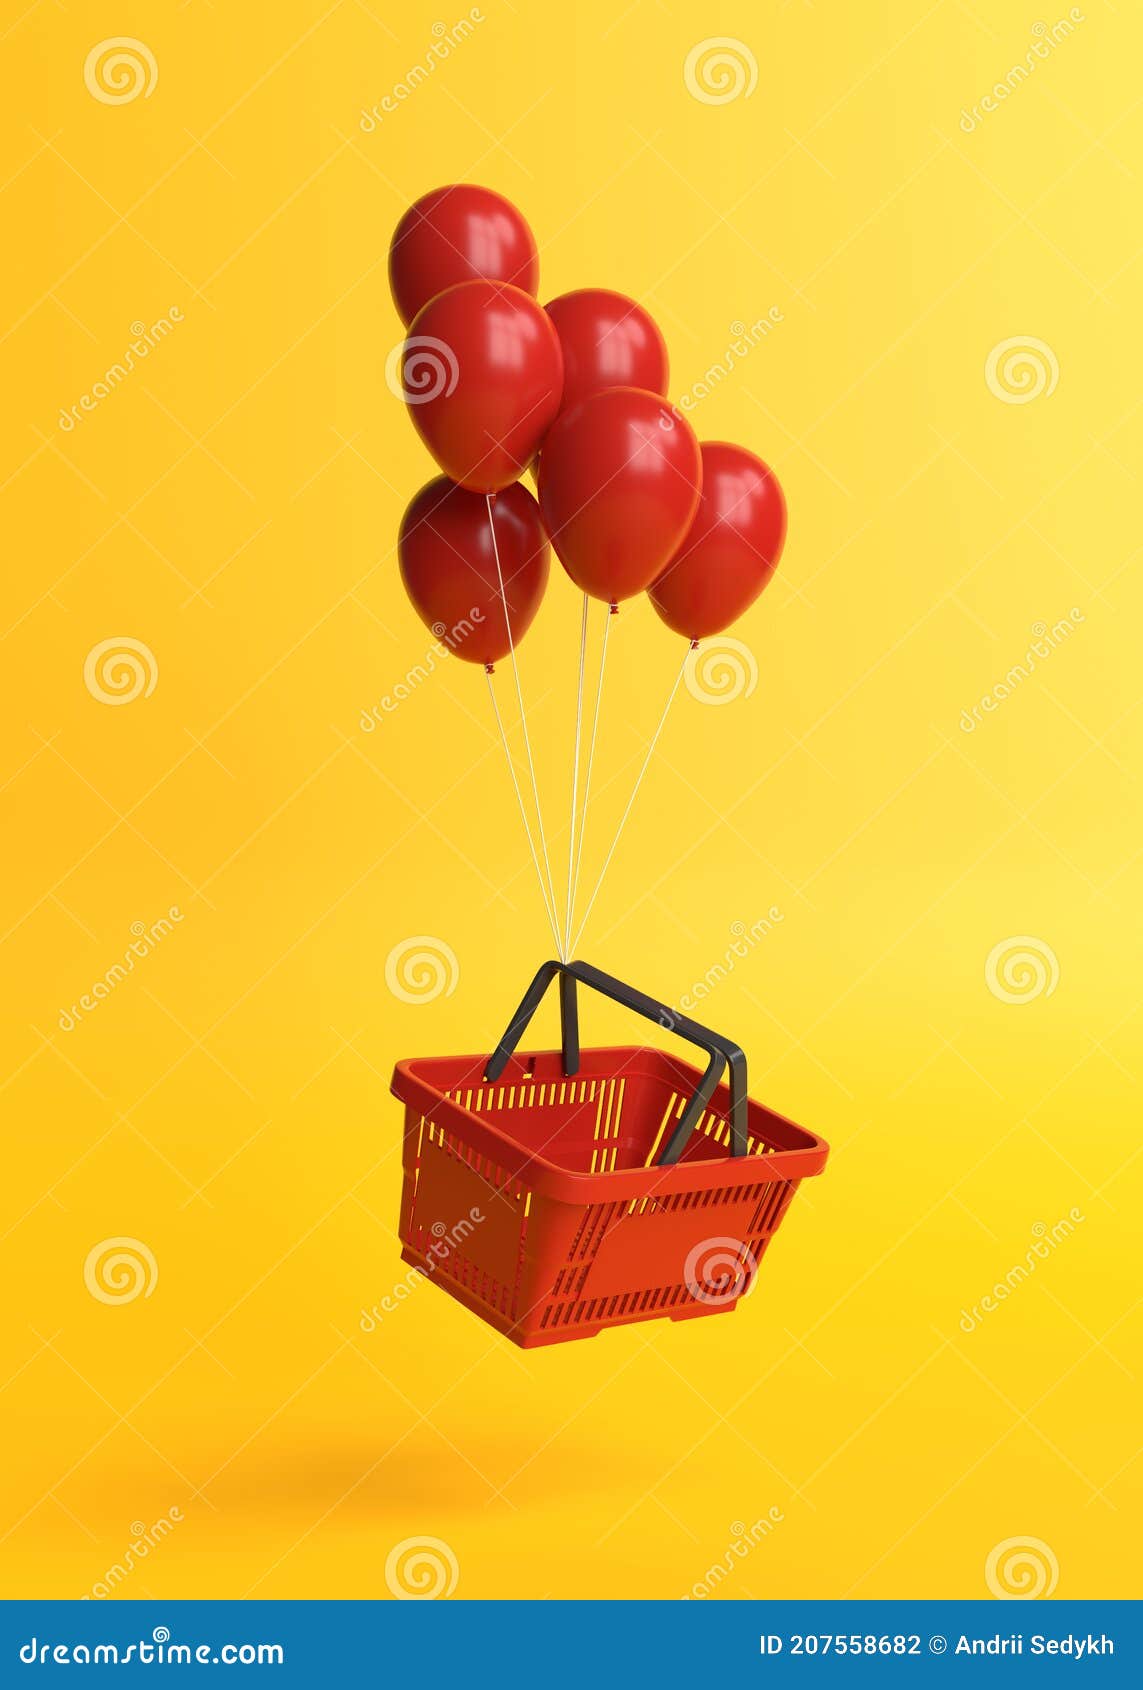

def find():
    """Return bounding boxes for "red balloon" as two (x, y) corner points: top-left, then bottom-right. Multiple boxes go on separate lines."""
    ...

(398, 476), (550, 666)
(537, 388), (702, 602)
(545, 289), (668, 414)
(649, 443), (786, 639)
(389, 185), (539, 326)
(400, 280), (564, 494)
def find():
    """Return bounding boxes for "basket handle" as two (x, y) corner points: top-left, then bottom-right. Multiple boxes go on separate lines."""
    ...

(483, 959), (748, 1163)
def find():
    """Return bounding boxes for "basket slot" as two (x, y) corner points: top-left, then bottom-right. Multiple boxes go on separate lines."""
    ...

(566, 1209), (591, 1260)
(552, 1263), (591, 1299)
(698, 1111), (729, 1149)
(541, 1280), (698, 1333)
(589, 1077), (626, 1174)
(747, 1180), (786, 1237)
(511, 1206), (531, 1320)
(589, 1083), (607, 1174)
(570, 1199), (621, 1263)
(642, 1093), (681, 1168)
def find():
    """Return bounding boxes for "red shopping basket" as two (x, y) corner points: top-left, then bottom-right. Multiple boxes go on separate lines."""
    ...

(391, 959), (828, 1348)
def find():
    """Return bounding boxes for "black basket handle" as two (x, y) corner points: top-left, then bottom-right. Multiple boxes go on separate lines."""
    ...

(483, 959), (748, 1164)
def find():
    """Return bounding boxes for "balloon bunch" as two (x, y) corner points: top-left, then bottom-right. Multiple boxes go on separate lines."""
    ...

(390, 184), (786, 958)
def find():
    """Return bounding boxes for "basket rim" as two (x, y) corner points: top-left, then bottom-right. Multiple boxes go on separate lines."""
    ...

(391, 1042), (829, 1201)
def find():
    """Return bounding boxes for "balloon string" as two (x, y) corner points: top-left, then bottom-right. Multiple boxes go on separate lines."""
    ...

(570, 644), (688, 957)
(486, 492), (564, 961)
(485, 669), (565, 958)
(565, 601), (612, 957)
(562, 594), (589, 958)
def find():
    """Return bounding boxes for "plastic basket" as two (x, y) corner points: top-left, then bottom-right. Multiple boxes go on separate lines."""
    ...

(390, 960), (828, 1348)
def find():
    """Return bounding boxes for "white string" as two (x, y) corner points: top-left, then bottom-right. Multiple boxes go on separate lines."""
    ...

(570, 646), (689, 956)
(562, 594), (589, 957)
(565, 603), (612, 958)
(485, 669), (564, 957)
(486, 493), (564, 960)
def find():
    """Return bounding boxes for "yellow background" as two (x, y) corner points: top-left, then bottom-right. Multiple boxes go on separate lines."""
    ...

(2, 0), (1140, 1602)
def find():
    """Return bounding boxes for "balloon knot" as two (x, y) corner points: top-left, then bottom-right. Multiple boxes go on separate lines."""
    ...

(690, 638), (699, 650)
(484, 661), (495, 675)
(609, 600), (618, 616)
